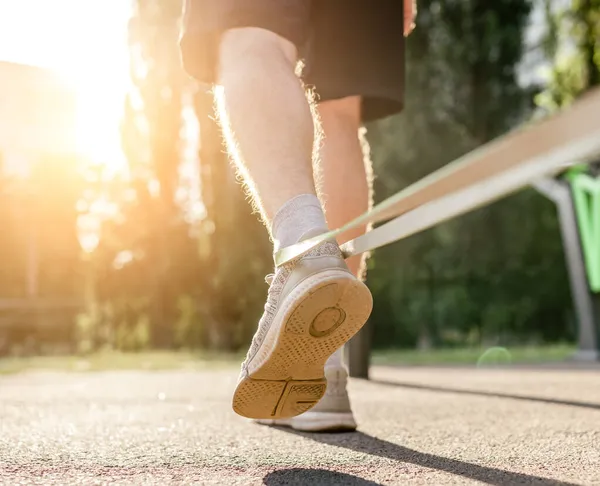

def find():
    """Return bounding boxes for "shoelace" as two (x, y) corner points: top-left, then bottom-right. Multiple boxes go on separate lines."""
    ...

(263, 273), (280, 314)
(241, 273), (279, 371)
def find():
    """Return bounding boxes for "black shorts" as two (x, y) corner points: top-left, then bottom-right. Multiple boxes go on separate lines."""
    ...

(180, 0), (405, 122)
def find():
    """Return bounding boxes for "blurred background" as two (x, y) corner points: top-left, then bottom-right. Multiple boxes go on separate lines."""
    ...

(0, 0), (598, 364)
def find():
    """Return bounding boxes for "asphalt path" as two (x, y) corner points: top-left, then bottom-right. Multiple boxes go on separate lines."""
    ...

(0, 364), (598, 485)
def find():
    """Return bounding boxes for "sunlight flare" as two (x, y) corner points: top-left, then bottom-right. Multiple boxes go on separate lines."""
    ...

(0, 0), (133, 172)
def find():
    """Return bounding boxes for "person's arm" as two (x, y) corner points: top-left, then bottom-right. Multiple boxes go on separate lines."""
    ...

(404, 0), (416, 36)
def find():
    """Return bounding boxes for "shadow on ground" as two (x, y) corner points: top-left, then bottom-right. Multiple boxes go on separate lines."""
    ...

(268, 428), (578, 486)
(263, 468), (381, 485)
(370, 379), (600, 411)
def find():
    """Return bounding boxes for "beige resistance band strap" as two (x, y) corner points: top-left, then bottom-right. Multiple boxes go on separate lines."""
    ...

(275, 88), (600, 267)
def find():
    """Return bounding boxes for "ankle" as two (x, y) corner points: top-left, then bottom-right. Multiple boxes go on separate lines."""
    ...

(272, 194), (328, 250)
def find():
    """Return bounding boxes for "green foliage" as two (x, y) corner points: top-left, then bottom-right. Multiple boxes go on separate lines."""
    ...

(69, 0), (577, 352)
(86, 0), (271, 352)
(3, 0), (589, 355)
(536, 0), (600, 111)
(367, 0), (574, 349)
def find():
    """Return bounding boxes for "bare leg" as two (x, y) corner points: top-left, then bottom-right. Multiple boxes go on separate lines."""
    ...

(215, 28), (319, 226)
(317, 96), (373, 280)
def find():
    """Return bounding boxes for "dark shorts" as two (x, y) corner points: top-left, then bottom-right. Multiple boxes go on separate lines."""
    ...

(180, 0), (405, 122)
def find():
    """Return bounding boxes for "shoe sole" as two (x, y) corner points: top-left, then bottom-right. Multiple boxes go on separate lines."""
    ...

(290, 411), (357, 432)
(232, 271), (372, 420)
(257, 412), (357, 432)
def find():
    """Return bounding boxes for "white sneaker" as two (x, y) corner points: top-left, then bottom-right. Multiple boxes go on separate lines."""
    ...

(256, 365), (357, 432)
(232, 235), (372, 420)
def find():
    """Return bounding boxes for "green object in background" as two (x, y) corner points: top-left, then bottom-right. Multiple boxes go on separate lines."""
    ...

(476, 347), (512, 367)
(569, 168), (600, 292)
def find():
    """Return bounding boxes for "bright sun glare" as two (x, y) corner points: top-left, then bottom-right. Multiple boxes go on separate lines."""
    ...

(0, 0), (132, 172)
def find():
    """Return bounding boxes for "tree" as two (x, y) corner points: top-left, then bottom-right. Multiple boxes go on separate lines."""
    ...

(102, 0), (272, 351)
(536, 0), (600, 111)
(367, 0), (572, 349)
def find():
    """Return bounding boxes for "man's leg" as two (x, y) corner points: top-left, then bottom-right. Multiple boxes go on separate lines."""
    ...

(215, 28), (318, 229)
(212, 26), (373, 420)
(318, 96), (373, 280)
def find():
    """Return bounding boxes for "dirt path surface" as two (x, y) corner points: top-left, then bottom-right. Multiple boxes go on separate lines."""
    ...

(0, 365), (598, 485)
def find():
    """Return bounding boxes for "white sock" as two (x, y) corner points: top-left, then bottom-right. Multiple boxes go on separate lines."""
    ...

(272, 194), (327, 251)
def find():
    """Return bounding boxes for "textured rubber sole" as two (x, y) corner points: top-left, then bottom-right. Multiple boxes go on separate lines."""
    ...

(257, 411), (357, 432)
(232, 271), (372, 420)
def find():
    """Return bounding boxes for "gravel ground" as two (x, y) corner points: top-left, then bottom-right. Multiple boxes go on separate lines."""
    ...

(0, 365), (598, 485)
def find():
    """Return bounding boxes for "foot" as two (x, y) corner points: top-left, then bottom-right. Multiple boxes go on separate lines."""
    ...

(232, 235), (372, 420)
(256, 365), (357, 432)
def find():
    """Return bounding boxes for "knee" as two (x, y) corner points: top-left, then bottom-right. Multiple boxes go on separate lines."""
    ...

(318, 97), (362, 134)
(218, 27), (298, 76)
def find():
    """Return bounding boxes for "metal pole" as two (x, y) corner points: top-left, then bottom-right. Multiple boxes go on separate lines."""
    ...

(346, 320), (373, 379)
(533, 178), (599, 360)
